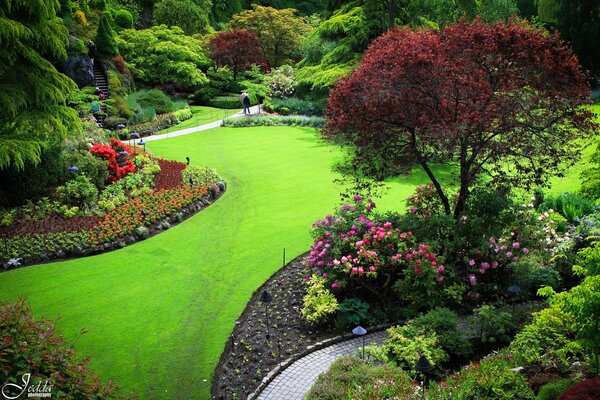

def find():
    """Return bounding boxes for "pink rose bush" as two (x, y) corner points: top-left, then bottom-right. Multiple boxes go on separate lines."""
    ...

(305, 196), (444, 303)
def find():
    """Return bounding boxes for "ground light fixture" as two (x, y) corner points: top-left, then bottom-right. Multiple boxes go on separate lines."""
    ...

(186, 156), (190, 165)
(119, 151), (128, 156)
(138, 139), (146, 152)
(66, 165), (79, 172)
(352, 326), (367, 359)
(414, 354), (433, 399)
(260, 290), (273, 340)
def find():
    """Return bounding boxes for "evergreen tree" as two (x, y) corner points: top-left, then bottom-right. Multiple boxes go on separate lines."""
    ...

(0, 0), (80, 170)
(94, 14), (119, 59)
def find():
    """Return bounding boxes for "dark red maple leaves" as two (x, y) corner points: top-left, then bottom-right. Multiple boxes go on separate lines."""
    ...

(209, 29), (268, 80)
(325, 18), (597, 217)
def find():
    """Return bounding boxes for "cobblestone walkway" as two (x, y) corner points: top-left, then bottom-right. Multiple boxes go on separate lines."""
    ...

(257, 331), (387, 400)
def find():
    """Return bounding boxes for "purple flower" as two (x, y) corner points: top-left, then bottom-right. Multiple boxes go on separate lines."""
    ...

(469, 259), (476, 266)
(512, 242), (520, 249)
(522, 248), (529, 255)
(353, 195), (361, 202)
(468, 274), (477, 286)
(506, 251), (513, 258)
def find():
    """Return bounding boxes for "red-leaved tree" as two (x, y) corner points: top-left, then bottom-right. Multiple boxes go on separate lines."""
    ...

(208, 29), (268, 80)
(325, 18), (597, 218)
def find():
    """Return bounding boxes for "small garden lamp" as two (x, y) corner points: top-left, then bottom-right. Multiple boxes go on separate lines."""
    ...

(259, 290), (273, 340)
(66, 165), (79, 173)
(352, 326), (367, 359)
(507, 284), (522, 313)
(189, 177), (193, 186)
(138, 139), (146, 152)
(119, 150), (128, 156)
(414, 354), (433, 399)
(186, 156), (190, 165)
(129, 132), (140, 149)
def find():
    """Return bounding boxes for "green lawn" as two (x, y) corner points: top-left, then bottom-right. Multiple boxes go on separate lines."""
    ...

(157, 106), (240, 134)
(0, 118), (595, 399)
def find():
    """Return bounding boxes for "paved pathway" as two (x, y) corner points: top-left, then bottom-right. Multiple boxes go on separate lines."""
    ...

(257, 331), (387, 400)
(142, 105), (262, 142)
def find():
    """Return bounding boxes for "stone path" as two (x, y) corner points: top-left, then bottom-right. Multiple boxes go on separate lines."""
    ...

(256, 331), (387, 400)
(142, 105), (262, 142)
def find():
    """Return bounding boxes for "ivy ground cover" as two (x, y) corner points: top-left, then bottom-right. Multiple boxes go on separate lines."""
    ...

(0, 123), (591, 399)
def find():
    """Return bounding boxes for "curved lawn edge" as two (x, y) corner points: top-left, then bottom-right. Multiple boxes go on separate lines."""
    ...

(2, 188), (226, 272)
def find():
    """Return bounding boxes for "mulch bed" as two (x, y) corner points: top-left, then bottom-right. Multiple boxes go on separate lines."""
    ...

(211, 254), (335, 400)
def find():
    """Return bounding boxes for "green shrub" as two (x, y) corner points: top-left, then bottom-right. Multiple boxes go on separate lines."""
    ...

(306, 356), (415, 400)
(1, 232), (91, 261)
(264, 97), (325, 116)
(301, 275), (339, 325)
(208, 95), (241, 109)
(94, 14), (118, 59)
(103, 116), (128, 129)
(63, 151), (108, 188)
(189, 86), (219, 105)
(538, 192), (597, 223)
(0, 298), (126, 398)
(470, 305), (514, 344)
(182, 165), (221, 187)
(512, 254), (561, 297)
(222, 115), (324, 128)
(137, 89), (173, 114)
(66, 37), (87, 56)
(128, 113), (178, 136)
(173, 107), (193, 123)
(412, 307), (472, 359)
(429, 349), (534, 399)
(336, 298), (370, 330)
(512, 304), (582, 368)
(382, 324), (447, 370)
(56, 175), (99, 210)
(114, 9), (133, 29)
(537, 379), (575, 400)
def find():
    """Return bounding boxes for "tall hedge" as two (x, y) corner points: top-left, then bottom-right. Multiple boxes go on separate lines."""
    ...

(95, 14), (119, 59)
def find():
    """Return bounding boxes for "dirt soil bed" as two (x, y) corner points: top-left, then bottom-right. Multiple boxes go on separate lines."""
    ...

(212, 254), (335, 400)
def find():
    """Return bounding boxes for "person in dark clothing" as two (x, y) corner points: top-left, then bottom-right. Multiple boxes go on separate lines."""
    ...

(88, 41), (96, 61)
(241, 91), (251, 114)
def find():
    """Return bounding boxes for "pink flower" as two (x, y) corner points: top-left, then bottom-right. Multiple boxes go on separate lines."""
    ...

(492, 261), (498, 268)
(352, 267), (358, 273)
(415, 259), (422, 264)
(512, 242), (520, 249)
(436, 276), (445, 283)
(415, 267), (421, 274)
(353, 195), (361, 202)
(469, 259), (476, 266)
(369, 266), (376, 272)
(431, 261), (437, 266)
(468, 274), (477, 286)
(322, 273), (328, 278)
(436, 265), (445, 273)
(333, 259), (340, 265)
(522, 248), (529, 255)
(506, 251), (513, 258)
(331, 282), (339, 289)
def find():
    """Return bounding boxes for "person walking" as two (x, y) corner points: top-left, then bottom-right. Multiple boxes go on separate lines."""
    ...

(241, 91), (251, 115)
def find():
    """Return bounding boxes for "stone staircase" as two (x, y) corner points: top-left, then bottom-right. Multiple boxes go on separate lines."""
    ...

(93, 61), (109, 125)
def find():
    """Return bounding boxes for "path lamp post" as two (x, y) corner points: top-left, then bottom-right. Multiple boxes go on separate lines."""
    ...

(186, 156), (190, 165)
(352, 326), (367, 359)
(129, 132), (139, 153)
(507, 284), (522, 314)
(259, 290), (273, 340)
(414, 354), (433, 400)
(66, 165), (79, 173)
(116, 124), (126, 140)
(138, 139), (146, 152)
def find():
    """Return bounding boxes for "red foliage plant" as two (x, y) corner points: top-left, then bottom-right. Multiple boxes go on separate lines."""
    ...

(0, 297), (129, 398)
(325, 18), (597, 219)
(89, 138), (136, 182)
(153, 159), (185, 190)
(209, 29), (269, 80)
(557, 377), (600, 400)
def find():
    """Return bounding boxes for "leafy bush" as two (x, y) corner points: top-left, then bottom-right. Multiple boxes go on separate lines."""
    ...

(264, 97), (325, 116)
(222, 115), (324, 127)
(429, 349), (534, 399)
(470, 305), (514, 344)
(512, 254), (561, 296)
(208, 95), (241, 109)
(537, 379), (575, 400)
(1, 231), (91, 262)
(336, 298), (370, 329)
(512, 304), (583, 368)
(103, 116), (128, 129)
(114, 9), (133, 29)
(56, 175), (99, 211)
(63, 151), (109, 188)
(557, 377), (600, 400)
(301, 275), (339, 325)
(128, 113), (178, 136)
(181, 165), (221, 187)
(306, 356), (415, 400)
(0, 298), (127, 398)
(267, 65), (295, 98)
(173, 107), (193, 123)
(538, 192), (597, 223)
(412, 307), (472, 359)
(66, 37), (87, 56)
(380, 324), (447, 370)
(189, 86), (219, 105)
(137, 89), (173, 114)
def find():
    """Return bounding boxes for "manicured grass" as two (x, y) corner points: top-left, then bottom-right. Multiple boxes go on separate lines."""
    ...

(157, 106), (239, 134)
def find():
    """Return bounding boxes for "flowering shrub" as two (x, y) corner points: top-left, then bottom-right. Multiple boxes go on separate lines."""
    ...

(153, 159), (185, 190)
(557, 377), (600, 400)
(306, 196), (444, 303)
(406, 183), (444, 218)
(89, 138), (136, 182)
(0, 298), (128, 398)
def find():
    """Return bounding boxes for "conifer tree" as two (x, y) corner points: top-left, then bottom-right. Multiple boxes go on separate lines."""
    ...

(94, 14), (119, 59)
(0, 0), (80, 170)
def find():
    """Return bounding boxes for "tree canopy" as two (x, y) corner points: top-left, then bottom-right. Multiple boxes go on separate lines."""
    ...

(0, 0), (80, 170)
(228, 5), (311, 67)
(153, 0), (211, 35)
(325, 18), (597, 218)
(95, 13), (119, 58)
(116, 25), (210, 89)
(209, 29), (268, 80)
